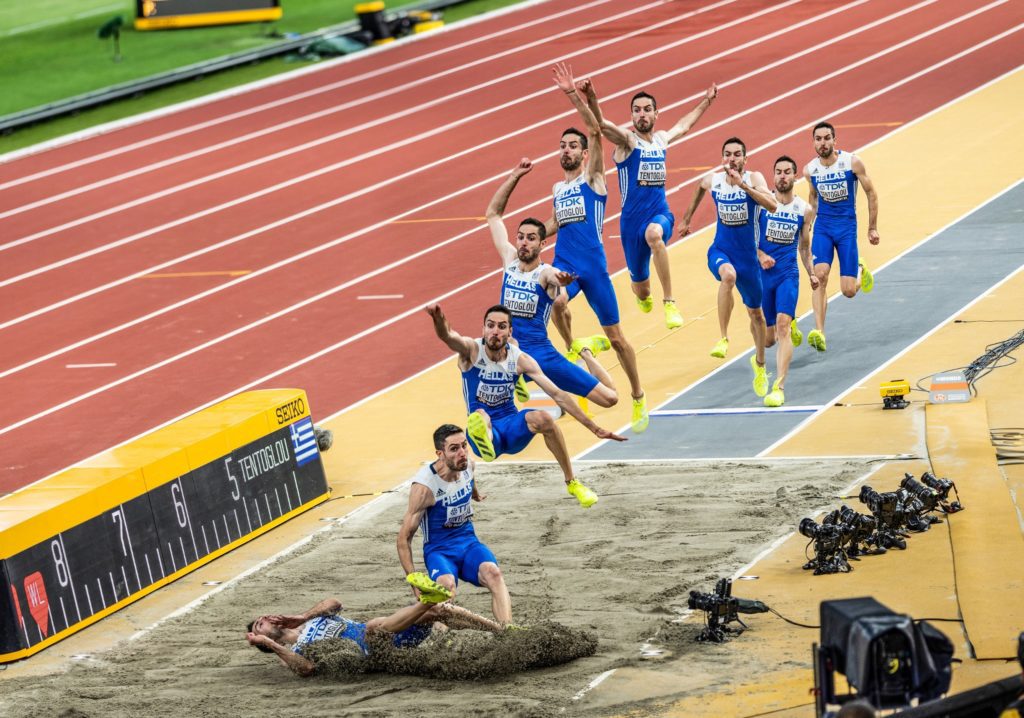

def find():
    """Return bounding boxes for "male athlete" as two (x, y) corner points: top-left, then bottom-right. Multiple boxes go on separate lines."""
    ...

(681, 137), (778, 397)
(426, 303), (625, 507)
(547, 62), (649, 433)
(246, 574), (502, 676)
(580, 78), (717, 328)
(803, 121), (880, 352)
(485, 158), (618, 409)
(756, 156), (818, 407)
(397, 424), (512, 625)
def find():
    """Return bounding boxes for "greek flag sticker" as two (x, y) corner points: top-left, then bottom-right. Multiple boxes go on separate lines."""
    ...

(289, 417), (318, 467)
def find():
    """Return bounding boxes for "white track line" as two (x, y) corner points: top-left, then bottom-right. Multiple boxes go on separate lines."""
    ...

(0, 0), (924, 339)
(0, 1), (998, 387)
(0, 0), (700, 224)
(0, 0), (615, 181)
(0, 0), (761, 257)
(2, 38), (1018, 446)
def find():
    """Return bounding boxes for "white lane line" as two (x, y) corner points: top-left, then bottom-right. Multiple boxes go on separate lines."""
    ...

(65, 363), (116, 369)
(651, 406), (824, 416)
(572, 669), (617, 701)
(357, 295), (404, 300)
(0, 0), (751, 255)
(0, 0), (687, 222)
(5, 61), (1015, 496)
(0, 0), (993, 385)
(0, 0), (884, 336)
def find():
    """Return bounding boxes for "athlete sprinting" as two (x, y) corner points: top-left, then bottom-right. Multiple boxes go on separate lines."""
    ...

(756, 156), (818, 407)
(579, 78), (717, 329)
(548, 62), (649, 433)
(681, 137), (778, 397)
(397, 424), (512, 625)
(426, 303), (625, 507)
(484, 158), (618, 409)
(803, 121), (880, 352)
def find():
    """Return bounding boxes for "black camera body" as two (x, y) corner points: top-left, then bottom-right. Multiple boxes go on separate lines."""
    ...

(800, 516), (853, 574)
(687, 578), (768, 643)
(921, 471), (964, 513)
(859, 485), (909, 549)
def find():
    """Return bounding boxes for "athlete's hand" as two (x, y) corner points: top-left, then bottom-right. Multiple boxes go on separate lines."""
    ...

(512, 158), (532, 177)
(266, 613), (305, 629)
(247, 632), (275, 649)
(552, 62), (575, 94)
(424, 304), (445, 321)
(679, 221), (692, 237)
(809, 274), (821, 290)
(594, 426), (627, 442)
(758, 251), (774, 270)
(575, 77), (595, 99)
(723, 164), (743, 185)
(472, 490), (487, 502)
(705, 83), (718, 102)
(868, 228), (880, 245)
(554, 270), (577, 287)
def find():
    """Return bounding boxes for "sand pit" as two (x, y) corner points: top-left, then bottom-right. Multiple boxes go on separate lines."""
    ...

(0, 458), (874, 717)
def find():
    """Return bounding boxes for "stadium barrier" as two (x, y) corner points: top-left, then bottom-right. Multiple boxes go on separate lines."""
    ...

(0, 389), (331, 663)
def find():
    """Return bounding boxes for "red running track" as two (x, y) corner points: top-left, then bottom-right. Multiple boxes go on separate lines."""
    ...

(1, 0), (1022, 492)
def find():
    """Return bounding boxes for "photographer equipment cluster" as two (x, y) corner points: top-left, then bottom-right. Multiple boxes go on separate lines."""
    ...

(799, 472), (964, 576)
(687, 578), (769, 643)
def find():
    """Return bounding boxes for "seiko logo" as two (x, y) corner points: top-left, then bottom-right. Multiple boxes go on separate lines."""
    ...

(275, 397), (306, 424)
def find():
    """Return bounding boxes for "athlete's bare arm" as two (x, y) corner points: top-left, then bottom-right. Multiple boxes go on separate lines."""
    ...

(662, 83), (718, 144)
(852, 155), (880, 245)
(552, 62), (606, 193)
(729, 168), (777, 212)
(397, 483), (435, 578)
(799, 205), (819, 289)
(246, 634), (316, 676)
(680, 174), (712, 236)
(485, 159), (532, 265)
(803, 165), (819, 215)
(425, 304), (476, 369)
(578, 77), (633, 157)
(517, 353), (626, 442)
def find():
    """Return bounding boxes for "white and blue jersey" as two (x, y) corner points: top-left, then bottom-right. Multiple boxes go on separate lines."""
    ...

(461, 339), (520, 421)
(411, 462), (477, 550)
(616, 133), (670, 221)
(501, 262), (554, 346)
(552, 175), (620, 327)
(807, 150), (858, 222)
(757, 196), (809, 277)
(711, 171), (758, 254)
(293, 615), (430, 657)
(553, 175), (606, 257)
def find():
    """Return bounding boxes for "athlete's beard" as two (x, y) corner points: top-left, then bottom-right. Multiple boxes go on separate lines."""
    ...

(817, 145), (834, 159)
(518, 247), (539, 263)
(485, 335), (505, 351)
(560, 154), (582, 171)
(447, 456), (468, 472)
(776, 178), (793, 193)
(634, 118), (652, 133)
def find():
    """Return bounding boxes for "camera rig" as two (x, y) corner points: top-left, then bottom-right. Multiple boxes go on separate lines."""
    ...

(687, 578), (769, 643)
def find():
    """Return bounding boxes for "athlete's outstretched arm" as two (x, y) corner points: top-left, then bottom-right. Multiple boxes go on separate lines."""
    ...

(663, 83), (717, 144)
(432, 603), (503, 633)
(397, 483), (435, 578)
(852, 156), (880, 245)
(799, 206), (819, 289)
(578, 78), (630, 150)
(425, 304), (475, 361)
(518, 354), (626, 442)
(553, 63), (605, 190)
(680, 175), (711, 236)
(485, 160), (532, 265)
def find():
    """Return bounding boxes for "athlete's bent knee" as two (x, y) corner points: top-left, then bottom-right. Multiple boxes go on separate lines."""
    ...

(526, 410), (555, 433)
(589, 385), (618, 408)
(477, 562), (504, 588)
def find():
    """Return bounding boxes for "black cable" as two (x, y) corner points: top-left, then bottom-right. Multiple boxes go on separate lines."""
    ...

(768, 607), (819, 629)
